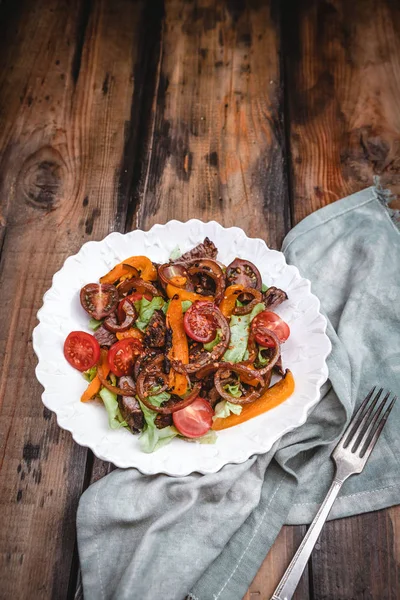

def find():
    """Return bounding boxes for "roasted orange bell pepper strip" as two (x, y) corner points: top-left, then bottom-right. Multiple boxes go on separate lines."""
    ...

(219, 284), (245, 318)
(239, 366), (267, 387)
(81, 349), (110, 403)
(166, 297), (189, 396)
(169, 275), (187, 287)
(166, 284), (213, 303)
(116, 328), (144, 342)
(100, 256), (157, 284)
(212, 370), (295, 430)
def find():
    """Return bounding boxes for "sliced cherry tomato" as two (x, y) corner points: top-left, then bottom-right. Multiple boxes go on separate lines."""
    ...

(226, 258), (262, 290)
(64, 331), (100, 372)
(80, 283), (118, 320)
(183, 301), (217, 343)
(107, 338), (143, 376)
(172, 398), (214, 438)
(251, 311), (290, 348)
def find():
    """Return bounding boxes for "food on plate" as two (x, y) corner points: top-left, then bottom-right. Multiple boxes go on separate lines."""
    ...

(63, 237), (294, 452)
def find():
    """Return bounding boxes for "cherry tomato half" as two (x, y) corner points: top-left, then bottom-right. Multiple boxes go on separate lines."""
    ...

(183, 301), (217, 343)
(64, 331), (100, 372)
(107, 338), (143, 377)
(251, 311), (290, 348)
(80, 283), (119, 320)
(226, 258), (262, 290)
(172, 398), (214, 438)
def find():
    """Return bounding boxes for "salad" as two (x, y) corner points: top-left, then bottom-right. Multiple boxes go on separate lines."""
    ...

(63, 238), (295, 453)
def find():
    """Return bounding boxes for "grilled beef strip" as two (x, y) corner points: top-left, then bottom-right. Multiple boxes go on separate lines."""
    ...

(118, 375), (144, 431)
(262, 286), (288, 310)
(143, 309), (167, 348)
(94, 324), (117, 348)
(155, 413), (173, 429)
(173, 237), (217, 266)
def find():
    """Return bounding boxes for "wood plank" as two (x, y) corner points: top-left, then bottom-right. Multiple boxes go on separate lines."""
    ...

(284, 0), (400, 223)
(284, 1), (400, 598)
(133, 0), (290, 249)
(311, 509), (400, 600)
(0, 1), (146, 597)
(129, 1), (308, 598)
(243, 526), (309, 600)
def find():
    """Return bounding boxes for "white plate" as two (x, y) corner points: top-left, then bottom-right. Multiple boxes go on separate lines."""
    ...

(33, 220), (331, 476)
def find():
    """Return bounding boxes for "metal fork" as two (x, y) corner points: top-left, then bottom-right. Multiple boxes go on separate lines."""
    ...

(271, 387), (397, 600)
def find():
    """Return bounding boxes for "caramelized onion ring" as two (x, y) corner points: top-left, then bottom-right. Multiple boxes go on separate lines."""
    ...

(138, 378), (201, 414)
(136, 355), (201, 414)
(253, 329), (281, 375)
(232, 288), (262, 316)
(158, 263), (193, 290)
(186, 259), (225, 303)
(103, 300), (137, 333)
(118, 277), (160, 298)
(214, 365), (264, 405)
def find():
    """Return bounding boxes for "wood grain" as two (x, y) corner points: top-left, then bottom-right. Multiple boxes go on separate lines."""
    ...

(284, 0), (400, 222)
(133, 0), (290, 249)
(0, 0), (146, 597)
(310, 510), (400, 600)
(1, 1), (399, 599)
(130, 2), (304, 596)
(285, 1), (400, 598)
(243, 526), (310, 600)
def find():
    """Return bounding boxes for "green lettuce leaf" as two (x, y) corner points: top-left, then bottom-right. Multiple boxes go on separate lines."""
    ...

(213, 400), (243, 420)
(147, 388), (171, 406)
(162, 300), (170, 315)
(204, 329), (222, 352)
(134, 296), (165, 331)
(261, 283), (269, 293)
(223, 383), (242, 398)
(83, 366), (97, 382)
(169, 246), (182, 260)
(182, 430), (217, 444)
(181, 300), (192, 313)
(249, 303), (265, 320)
(138, 399), (178, 453)
(257, 347), (270, 366)
(99, 388), (128, 430)
(223, 302), (265, 363)
(88, 317), (103, 331)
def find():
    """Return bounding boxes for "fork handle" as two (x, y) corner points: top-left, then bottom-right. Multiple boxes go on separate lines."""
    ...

(271, 477), (344, 600)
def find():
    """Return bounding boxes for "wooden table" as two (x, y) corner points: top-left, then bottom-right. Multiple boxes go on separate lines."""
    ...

(1, 1), (399, 598)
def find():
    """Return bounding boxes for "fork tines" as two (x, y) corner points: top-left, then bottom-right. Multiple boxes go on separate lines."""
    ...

(341, 386), (397, 459)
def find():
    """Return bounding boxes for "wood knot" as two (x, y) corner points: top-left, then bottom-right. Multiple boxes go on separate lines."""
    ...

(18, 146), (66, 210)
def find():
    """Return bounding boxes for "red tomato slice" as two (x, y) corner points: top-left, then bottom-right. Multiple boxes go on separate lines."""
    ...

(172, 398), (214, 438)
(64, 331), (100, 372)
(251, 311), (290, 348)
(108, 338), (143, 376)
(183, 301), (217, 343)
(80, 283), (119, 320)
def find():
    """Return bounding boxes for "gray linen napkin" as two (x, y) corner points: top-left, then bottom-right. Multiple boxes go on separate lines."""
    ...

(77, 186), (400, 600)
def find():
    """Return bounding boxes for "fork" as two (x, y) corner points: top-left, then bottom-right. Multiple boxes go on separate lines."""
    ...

(271, 387), (397, 600)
